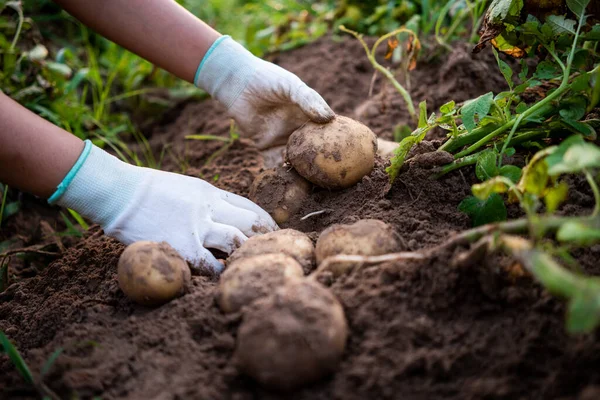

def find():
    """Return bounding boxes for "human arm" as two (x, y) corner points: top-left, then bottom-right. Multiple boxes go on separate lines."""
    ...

(53, 0), (335, 149)
(0, 90), (277, 272)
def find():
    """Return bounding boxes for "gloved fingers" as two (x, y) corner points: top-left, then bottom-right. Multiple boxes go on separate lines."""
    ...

(290, 83), (335, 124)
(203, 222), (248, 254)
(220, 192), (278, 233)
(185, 246), (225, 274)
(211, 202), (273, 237)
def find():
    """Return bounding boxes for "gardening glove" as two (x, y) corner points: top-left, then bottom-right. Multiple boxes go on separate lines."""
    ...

(194, 35), (335, 150)
(48, 140), (278, 273)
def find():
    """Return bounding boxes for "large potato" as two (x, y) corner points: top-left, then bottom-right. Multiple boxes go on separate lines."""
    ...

(235, 279), (347, 391)
(217, 254), (304, 313)
(228, 229), (315, 274)
(117, 241), (191, 306)
(249, 167), (311, 225)
(315, 219), (404, 266)
(286, 115), (377, 189)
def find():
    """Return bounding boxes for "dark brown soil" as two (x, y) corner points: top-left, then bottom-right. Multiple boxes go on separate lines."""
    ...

(1, 36), (599, 400)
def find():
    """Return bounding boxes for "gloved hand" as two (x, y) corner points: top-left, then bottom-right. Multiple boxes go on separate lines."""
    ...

(194, 36), (335, 150)
(48, 141), (277, 273)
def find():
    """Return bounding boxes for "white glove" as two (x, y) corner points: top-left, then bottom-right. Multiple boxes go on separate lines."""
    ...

(48, 141), (277, 273)
(194, 36), (335, 150)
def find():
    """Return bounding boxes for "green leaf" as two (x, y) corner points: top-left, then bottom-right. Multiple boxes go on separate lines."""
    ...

(534, 60), (561, 80)
(461, 92), (494, 133)
(0, 332), (34, 384)
(545, 182), (569, 213)
(418, 101), (428, 129)
(45, 62), (72, 78)
(566, 291), (600, 334)
(65, 68), (90, 94)
(492, 48), (514, 89)
(547, 141), (600, 175)
(563, 119), (593, 136)
(571, 73), (591, 93)
(476, 151), (499, 181)
(486, 0), (524, 24)
(559, 96), (587, 121)
(566, 0), (591, 20)
(546, 15), (576, 36)
(557, 221), (600, 245)
(519, 154), (550, 196)
(386, 136), (418, 183)
(472, 176), (511, 199)
(515, 102), (529, 114)
(458, 194), (507, 227)
(440, 101), (456, 115)
(519, 59), (529, 81)
(41, 347), (64, 378)
(505, 147), (516, 157)
(499, 165), (522, 183)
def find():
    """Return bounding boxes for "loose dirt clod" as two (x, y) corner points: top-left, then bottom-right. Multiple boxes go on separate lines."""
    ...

(117, 241), (191, 306)
(218, 254), (304, 313)
(315, 219), (405, 271)
(235, 279), (348, 391)
(286, 115), (377, 189)
(249, 166), (312, 224)
(228, 229), (315, 274)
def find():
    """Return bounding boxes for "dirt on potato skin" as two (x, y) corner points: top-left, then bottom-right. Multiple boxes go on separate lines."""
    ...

(2, 36), (600, 400)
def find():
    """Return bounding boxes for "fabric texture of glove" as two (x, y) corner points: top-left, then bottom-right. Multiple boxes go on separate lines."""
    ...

(48, 140), (277, 273)
(194, 35), (335, 149)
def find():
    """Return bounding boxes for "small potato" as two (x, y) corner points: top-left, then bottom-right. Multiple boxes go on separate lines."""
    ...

(228, 229), (315, 274)
(249, 167), (311, 225)
(218, 254), (304, 313)
(316, 219), (404, 266)
(286, 115), (377, 189)
(117, 241), (191, 306)
(235, 279), (347, 391)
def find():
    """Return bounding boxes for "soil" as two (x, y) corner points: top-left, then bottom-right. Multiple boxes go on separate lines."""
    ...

(2, 36), (600, 400)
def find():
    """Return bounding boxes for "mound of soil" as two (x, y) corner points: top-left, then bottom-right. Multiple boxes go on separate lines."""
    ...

(1, 37), (599, 400)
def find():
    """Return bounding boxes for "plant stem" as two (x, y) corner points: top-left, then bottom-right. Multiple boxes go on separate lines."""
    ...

(431, 153), (479, 178)
(8, 2), (24, 51)
(438, 123), (498, 152)
(585, 170), (600, 217)
(340, 26), (418, 122)
(498, 113), (526, 167)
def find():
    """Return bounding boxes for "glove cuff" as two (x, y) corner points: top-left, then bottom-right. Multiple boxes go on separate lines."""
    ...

(193, 36), (257, 109)
(48, 141), (142, 227)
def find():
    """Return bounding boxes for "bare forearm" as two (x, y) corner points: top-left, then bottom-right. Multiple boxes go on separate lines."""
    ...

(0, 92), (84, 198)
(53, 0), (221, 83)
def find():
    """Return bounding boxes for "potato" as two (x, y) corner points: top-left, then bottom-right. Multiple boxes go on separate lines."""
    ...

(218, 254), (304, 313)
(249, 167), (311, 225)
(235, 279), (347, 391)
(228, 229), (315, 274)
(315, 219), (404, 266)
(117, 241), (191, 306)
(286, 115), (377, 189)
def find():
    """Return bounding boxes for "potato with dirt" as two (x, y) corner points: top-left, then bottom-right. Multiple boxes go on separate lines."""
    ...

(249, 167), (312, 224)
(315, 219), (405, 275)
(235, 279), (348, 391)
(218, 254), (304, 313)
(286, 115), (377, 189)
(228, 229), (315, 274)
(117, 241), (191, 306)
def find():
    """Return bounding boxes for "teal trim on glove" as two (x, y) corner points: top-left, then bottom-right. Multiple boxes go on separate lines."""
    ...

(48, 139), (92, 204)
(193, 36), (257, 109)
